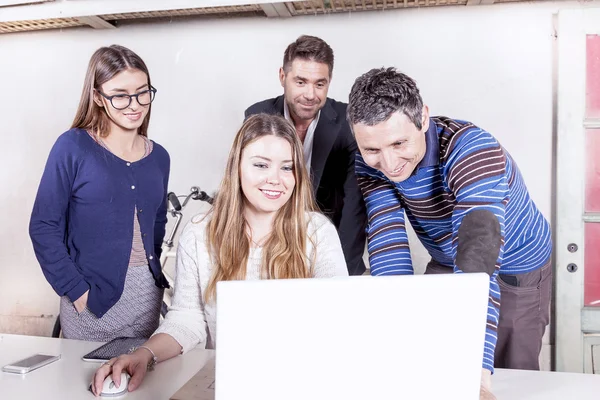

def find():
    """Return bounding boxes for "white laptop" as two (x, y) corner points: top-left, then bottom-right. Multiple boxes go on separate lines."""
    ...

(215, 272), (489, 400)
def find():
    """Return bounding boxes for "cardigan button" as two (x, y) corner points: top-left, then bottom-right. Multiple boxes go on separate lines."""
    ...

(149, 256), (154, 260)
(131, 185), (135, 190)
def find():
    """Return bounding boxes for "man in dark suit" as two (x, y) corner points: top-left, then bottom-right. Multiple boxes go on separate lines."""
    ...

(245, 35), (367, 275)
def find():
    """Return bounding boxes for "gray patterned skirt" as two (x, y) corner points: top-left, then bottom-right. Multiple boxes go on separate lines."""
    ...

(59, 265), (164, 341)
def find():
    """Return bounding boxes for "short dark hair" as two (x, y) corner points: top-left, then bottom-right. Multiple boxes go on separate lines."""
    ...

(283, 35), (334, 77)
(347, 67), (424, 130)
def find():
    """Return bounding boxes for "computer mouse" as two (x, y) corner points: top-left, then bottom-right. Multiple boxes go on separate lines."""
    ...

(100, 372), (130, 397)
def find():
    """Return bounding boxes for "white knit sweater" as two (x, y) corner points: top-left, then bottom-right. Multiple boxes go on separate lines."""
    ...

(152, 211), (349, 352)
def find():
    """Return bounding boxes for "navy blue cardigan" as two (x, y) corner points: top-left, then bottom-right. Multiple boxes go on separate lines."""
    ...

(29, 128), (170, 318)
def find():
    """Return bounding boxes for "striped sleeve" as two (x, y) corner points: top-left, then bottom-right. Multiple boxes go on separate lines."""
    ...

(355, 154), (413, 276)
(444, 127), (507, 373)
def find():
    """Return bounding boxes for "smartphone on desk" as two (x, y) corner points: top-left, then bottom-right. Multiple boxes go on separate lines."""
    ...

(2, 354), (61, 374)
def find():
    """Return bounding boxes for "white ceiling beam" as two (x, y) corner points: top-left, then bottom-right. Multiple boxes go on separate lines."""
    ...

(466, 0), (481, 4)
(76, 15), (115, 29)
(480, 0), (496, 3)
(260, 2), (291, 17)
(0, 0), (281, 23)
(261, 3), (279, 17)
(272, 2), (292, 17)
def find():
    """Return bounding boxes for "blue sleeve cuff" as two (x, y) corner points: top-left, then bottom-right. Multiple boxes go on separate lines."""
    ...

(65, 279), (89, 303)
(483, 362), (495, 374)
(482, 345), (496, 374)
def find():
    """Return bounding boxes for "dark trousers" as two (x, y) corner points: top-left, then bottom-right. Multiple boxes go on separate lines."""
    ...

(425, 259), (552, 370)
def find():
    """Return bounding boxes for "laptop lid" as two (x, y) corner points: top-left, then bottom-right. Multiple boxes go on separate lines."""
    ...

(215, 273), (489, 400)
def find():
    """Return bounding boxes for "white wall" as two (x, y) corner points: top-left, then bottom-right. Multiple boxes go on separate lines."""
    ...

(0, 1), (588, 341)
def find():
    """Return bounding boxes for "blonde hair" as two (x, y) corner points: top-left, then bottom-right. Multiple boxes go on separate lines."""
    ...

(203, 113), (316, 303)
(71, 44), (153, 138)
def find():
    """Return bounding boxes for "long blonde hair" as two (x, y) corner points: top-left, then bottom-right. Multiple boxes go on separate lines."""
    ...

(204, 113), (316, 303)
(71, 44), (153, 137)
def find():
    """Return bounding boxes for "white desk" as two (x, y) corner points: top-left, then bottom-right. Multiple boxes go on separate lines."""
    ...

(493, 368), (600, 399)
(0, 333), (212, 399)
(1, 333), (600, 399)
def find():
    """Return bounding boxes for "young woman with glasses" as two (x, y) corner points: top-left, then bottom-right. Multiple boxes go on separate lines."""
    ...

(29, 45), (170, 341)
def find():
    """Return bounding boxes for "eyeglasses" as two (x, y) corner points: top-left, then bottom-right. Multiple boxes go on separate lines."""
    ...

(95, 86), (157, 110)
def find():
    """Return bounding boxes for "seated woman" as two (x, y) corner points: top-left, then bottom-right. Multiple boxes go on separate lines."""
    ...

(91, 113), (349, 396)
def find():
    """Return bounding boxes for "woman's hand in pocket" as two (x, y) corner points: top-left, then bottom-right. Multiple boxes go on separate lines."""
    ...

(74, 290), (89, 313)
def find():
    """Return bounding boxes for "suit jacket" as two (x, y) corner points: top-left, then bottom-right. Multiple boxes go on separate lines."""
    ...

(245, 96), (367, 275)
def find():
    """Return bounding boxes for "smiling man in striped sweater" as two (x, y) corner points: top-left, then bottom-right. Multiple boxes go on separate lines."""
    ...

(347, 68), (552, 400)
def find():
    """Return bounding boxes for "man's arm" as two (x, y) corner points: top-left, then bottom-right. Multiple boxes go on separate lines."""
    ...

(445, 127), (508, 374)
(356, 154), (413, 276)
(336, 138), (368, 275)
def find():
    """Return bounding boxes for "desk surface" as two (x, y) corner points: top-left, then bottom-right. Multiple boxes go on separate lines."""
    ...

(1, 333), (600, 399)
(0, 333), (211, 400)
(493, 367), (600, 399)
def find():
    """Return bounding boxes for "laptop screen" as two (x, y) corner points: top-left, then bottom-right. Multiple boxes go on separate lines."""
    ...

(215, 273), (488, 400)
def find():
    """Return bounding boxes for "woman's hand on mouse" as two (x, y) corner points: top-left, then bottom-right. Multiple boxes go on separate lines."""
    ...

(91, 351), (152, 397)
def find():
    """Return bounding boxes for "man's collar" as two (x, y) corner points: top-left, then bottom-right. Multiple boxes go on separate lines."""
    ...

(418, 118), (439, 168)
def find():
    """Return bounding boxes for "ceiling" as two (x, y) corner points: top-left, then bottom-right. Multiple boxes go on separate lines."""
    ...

(0, 0), (544, 34)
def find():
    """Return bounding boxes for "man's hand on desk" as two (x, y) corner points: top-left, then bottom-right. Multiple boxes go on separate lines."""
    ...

(480, 386), (497, 400)
(480, 368), (497, 400)
(91, 351), (152, 397)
